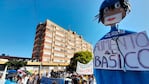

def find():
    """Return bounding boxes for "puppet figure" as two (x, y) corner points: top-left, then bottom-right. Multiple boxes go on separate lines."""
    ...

(96, 0), (131, 26)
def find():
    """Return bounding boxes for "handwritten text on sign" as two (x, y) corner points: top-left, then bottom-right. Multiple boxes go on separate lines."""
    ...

(76, 60), (93, 74)
(94, 32), (149, 71)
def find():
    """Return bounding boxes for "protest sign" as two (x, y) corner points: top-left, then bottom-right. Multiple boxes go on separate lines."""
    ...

(94, 31), (149, 71)
(76, 60), (93, 74)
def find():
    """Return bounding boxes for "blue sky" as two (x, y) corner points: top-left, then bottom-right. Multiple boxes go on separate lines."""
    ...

(0, 0), (149, 58)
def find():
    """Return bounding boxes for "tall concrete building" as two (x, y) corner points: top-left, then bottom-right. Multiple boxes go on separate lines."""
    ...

(32, 19), (92, 66)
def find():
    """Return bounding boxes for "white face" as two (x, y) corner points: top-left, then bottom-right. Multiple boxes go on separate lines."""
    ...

(104, 12), (122, 25)
(101, 1), (126, 26)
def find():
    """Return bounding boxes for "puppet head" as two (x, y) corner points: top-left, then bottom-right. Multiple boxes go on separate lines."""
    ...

(96, 0), (131, 26)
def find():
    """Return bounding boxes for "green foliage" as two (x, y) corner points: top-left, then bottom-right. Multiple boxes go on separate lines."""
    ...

(5, 59), (27, 70)
(66, 51), (93, 72)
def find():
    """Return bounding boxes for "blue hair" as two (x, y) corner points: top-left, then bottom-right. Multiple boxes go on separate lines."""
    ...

(100, 0), (120, 9)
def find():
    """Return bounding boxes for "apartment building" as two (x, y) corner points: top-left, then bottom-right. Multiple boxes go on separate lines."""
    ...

(32, 19), (92, 66)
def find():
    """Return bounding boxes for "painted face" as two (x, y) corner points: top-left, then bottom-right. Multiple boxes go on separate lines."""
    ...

(102, 2), (126, 26)
(101, 2), (126, 26)
(96, 0), (131, 26)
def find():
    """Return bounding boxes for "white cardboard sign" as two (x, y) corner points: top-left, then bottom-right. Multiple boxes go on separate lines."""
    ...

(76, 60), (93, 74)
(94, 31), (149, 71)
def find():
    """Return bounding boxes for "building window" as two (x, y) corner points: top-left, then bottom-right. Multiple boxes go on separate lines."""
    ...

(44, 45), (51, 49)
(54, 53), (65, 57)
(50, 24), (56, 28)
(45, 39), (52, 43)
(43, 58), (50, 62)
(43, 51), (51, 55)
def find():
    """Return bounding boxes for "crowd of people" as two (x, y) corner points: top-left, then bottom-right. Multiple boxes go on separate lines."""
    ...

(70, 74), (95, 84)
(5, 72), (40, 84)
(49, 70), (96, 84)
(0, 69), (96, 84)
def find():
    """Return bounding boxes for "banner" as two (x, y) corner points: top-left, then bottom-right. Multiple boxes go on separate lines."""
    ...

(0, 66), (7, 84)
(76, 60), (93, 75)
(40, 77), (64, 84)
(94, 31), (149, 71)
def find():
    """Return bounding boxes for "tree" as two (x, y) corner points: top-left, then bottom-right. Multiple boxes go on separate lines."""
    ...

(5, 59), (27, 70)
(66, 51), (93, 72)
